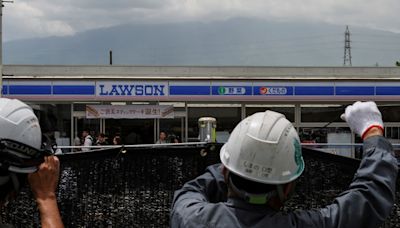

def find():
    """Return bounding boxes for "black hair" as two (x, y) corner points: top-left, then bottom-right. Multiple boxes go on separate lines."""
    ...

(83, 129), (91, 133)
(229, 172), (276, 194)
(113, 136), (122, 145)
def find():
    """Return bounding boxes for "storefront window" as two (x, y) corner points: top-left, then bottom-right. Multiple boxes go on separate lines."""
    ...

(299, 127), (353, 157)
(379, 105), (400, 122)
(105, 119), (154, 145)
(159, 102), (186, 143)
(299, 127), (350, 143)
(301, 105), (345, 122)
(246, 105), (294, 122)
(30, 103), (72, 146)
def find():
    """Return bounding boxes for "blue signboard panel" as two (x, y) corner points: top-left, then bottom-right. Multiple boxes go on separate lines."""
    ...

(253, 86), (293, 96)
(376, 87), (400, 95)
(336, 86), (374, 96)
(211, 86), (252, 95)
(6, 80), (400, 101)
(53, 85), (95, 95)
(2, 86), (7, 95)
(295, 86), (334, 96)
(9, 85), (51, 95)
(169, 86), (210, 95)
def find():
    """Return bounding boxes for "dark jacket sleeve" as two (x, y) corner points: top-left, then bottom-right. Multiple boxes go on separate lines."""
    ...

(304, 135), (398, 228)
(171, 136), (398, 228)
(170, 164), (227, 227)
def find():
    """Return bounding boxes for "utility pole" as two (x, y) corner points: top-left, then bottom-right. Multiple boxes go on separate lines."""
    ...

(343, 25), (352, 66)
(1, 0), (3, 97)
(0, 0), (13, 97)
(109, 49), (113, 65)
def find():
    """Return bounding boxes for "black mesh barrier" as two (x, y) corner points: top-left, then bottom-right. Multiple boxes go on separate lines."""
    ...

(1, 144), (399, 227)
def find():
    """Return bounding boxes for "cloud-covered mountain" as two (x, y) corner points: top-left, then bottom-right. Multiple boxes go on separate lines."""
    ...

(4, 18), (400, 66)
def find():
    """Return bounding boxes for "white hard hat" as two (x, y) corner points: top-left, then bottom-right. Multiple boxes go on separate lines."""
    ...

(0, 98), (47, 201)
(220, 110), (304, 185)
(0, 98), (45, 175)
(0, 98), (41, 150)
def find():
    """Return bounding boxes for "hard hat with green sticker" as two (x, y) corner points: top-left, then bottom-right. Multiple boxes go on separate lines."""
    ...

(220, 110), (305, 185)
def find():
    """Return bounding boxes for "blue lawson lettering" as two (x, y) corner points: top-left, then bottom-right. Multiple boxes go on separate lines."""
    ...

(99, 85), (165, 96)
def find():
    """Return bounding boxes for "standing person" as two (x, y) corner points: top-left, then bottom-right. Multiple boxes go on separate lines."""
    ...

(171, 101), (398, 228)
(81, 129), (93, 152)
(155, 131), (168, 144)
(73, 134), (82, 152)
(112, 135), (122, 145)
(172, 136), (180, 143)
(95, 133), (108, 146)
(0, 98), (63, 228)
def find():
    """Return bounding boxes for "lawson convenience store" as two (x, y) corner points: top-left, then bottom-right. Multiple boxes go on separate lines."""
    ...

(3, 65), (400, 147)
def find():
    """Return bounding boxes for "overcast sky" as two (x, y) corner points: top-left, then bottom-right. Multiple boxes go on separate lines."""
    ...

(3, 0), (400, 41)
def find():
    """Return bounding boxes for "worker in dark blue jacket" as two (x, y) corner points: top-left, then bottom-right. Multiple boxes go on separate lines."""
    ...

(171, 101), (398, 228)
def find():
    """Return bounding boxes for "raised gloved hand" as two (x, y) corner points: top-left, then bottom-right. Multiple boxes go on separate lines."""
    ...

(340, 101), (384, 139)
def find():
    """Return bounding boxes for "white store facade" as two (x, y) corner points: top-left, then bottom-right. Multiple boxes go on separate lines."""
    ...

(3, 65), (400, 154)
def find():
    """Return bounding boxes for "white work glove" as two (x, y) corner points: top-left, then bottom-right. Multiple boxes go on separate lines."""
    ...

(340, 101), (384, 139)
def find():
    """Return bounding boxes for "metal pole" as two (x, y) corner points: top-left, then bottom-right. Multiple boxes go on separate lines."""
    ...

(0, 0), (10, 98)
(0, 0), (3, 98)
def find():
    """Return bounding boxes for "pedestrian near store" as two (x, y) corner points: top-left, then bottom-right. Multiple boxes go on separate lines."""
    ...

(113, 135), (122, 145)
(95, 133), (108, 146)
(0, 98), (63, 228)
(81, 129), (93, 152)
(171, 101), (398, 228)
(73, 135), (82, 152)
(155, 131), (168, 144)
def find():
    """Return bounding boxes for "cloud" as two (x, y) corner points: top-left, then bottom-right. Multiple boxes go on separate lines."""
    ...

(4, 1), (75, 40)
(3, 0), (400, 41)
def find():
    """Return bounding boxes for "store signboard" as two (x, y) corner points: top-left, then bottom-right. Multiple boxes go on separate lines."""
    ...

(169, 81), (210, 95)
(253, 86), (293, 96)
(5, 79), (400, 101)
(211, 86), (252, 95)
(86, 105), (174, 119)
(96, 81), (168, 97)
(376, 86), (400, 95)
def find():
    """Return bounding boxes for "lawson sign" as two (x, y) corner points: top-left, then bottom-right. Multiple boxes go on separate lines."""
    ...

(97, 82), (168, 96)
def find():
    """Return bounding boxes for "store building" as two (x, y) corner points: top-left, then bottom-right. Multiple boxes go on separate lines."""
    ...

(3, 65), (400, 152)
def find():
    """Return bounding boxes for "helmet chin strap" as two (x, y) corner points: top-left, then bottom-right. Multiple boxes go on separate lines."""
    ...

(277, 185), (286, 202)
(0, 175), (10, 185)
(10, 173), (20, 193)
(228, 173), (296, 207)
(0, 173), (21, 206)
(228, 174), (277, 205)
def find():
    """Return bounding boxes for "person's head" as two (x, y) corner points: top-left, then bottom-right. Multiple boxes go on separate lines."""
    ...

(113, 136), (122, 145)
(98, 133), (106, 143)
(220, 110), (304, 209)
(82, 129), (90, 137)
(0, 98), (48, 205)
(159, 131), (167, 141)
(173, 136), (180, 143)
